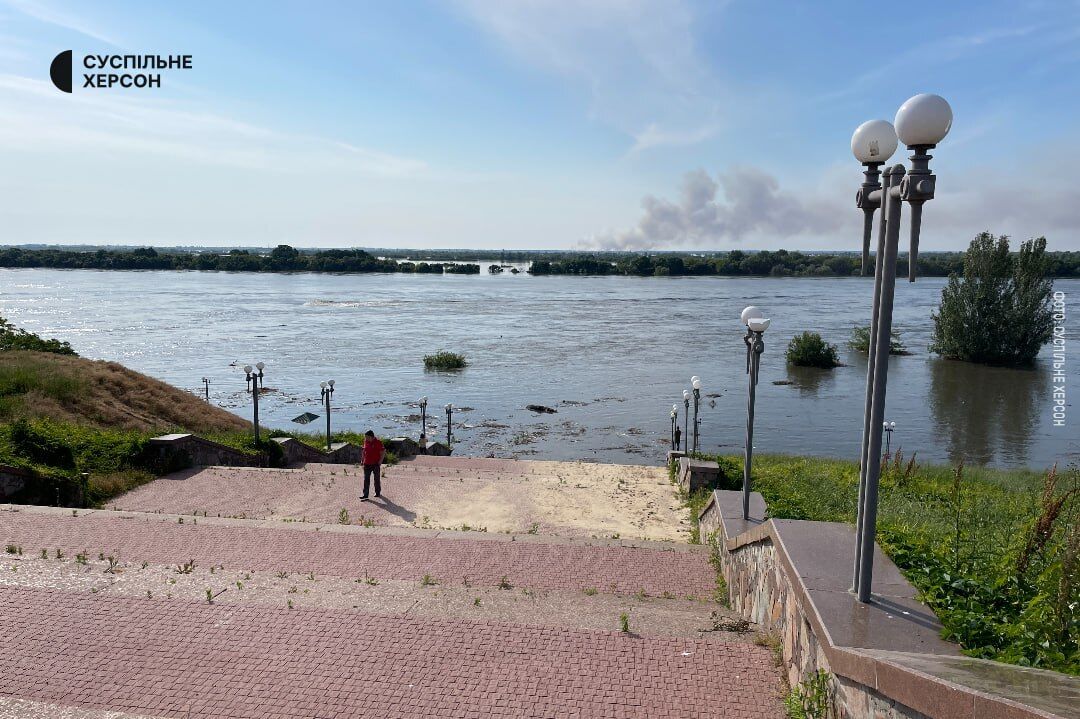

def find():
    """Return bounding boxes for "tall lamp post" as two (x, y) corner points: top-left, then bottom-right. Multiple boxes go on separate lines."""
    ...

(243, 362), (265, 446)
(444, 403), (453, 447)
(419, 396), (429, 440)
(201, 377), (210, 402)
(320, 380), (335, 451)
(740, 307), (771, 521)
(670, 404), (678, 451)
(681, 390), (690, 453)
(690, 376), (702, 453)
(850, 93), (951, 603)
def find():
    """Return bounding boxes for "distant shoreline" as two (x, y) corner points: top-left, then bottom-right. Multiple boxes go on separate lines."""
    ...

(3, 244), (1078, 278)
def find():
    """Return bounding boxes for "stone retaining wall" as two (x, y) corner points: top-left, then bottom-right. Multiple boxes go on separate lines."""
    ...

(699, 490), (1077, 719)
(0, 465), (86, 507)
(148, 434), (266, 469)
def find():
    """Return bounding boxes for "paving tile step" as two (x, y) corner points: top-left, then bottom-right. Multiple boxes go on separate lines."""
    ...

(0, 506), (714, 596)
(0, 585), (783, 718)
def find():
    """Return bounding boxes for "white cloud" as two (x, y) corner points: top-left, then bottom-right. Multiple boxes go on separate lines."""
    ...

(454, 0), (726, 152)
(0, 74), (433, 178)
(1, 0), (119, 45)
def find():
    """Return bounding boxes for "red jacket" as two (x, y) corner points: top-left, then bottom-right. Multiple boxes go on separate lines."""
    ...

(362, 438), (384, 465)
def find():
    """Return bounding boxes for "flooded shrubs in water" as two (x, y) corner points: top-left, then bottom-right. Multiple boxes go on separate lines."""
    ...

(785, 332), (840, 369)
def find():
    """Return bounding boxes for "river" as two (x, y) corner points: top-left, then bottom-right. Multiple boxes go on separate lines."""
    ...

(1, 268), (1075, 469)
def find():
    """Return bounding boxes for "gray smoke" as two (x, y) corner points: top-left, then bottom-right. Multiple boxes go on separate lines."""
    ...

(587, 167), (847, 250)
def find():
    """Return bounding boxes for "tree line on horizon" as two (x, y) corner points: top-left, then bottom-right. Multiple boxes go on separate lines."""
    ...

(0, 245), (480, 275)
(0, 241), (1076, 278)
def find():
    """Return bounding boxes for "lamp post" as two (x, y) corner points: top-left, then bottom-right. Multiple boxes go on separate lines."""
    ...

(670, 404), (678, 451)
(740, 307), (770, 520)
(851, 93), (951, 603)
(681, 390), (690, 453)
(320, 380), (335, 451)
(883, 421), (896, 456)
(201, 377), (210, 402)
(691, 376), (702, 453)
(419, 396), (429, 440)
(444, 403), (453, 447)
(243, 362), (265, 446)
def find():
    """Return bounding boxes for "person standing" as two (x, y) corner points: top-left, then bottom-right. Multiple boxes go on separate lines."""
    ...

(361, 430), (385, 500)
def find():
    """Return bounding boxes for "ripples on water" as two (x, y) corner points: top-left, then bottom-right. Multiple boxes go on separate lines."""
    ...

(1, 268), (1075, 469)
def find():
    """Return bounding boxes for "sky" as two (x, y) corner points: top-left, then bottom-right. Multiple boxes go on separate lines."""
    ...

(0, 0), (1078, 251)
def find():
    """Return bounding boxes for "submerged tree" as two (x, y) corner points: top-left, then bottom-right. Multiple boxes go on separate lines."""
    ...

(930, 233), (1053, 366)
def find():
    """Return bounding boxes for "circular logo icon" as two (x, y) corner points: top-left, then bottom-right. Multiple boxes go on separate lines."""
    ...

(50, 50), (72, 93)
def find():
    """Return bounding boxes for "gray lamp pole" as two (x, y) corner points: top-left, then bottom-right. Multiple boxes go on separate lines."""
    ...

(740, 307), (771, 520)
(419, 396), (428, 439)
(201, 377), (210, 402)
(243, 362), (265, 446)
(444, 403), (453, 447)
(670, 405), (678, 450)
(320, 380), (335, 451)
(681, 390), (690, 453)
(691, 376), (702, 453)
(850, 94), (952, 603)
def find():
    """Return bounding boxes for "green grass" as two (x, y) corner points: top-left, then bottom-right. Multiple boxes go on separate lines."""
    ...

(0, 362), (86, 421)
(698, 452), (1078, 675)
(423, 351), (467, 370)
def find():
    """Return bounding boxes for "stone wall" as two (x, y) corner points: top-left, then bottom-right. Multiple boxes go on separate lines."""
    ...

(699, 491), (1076, 719)
(715, 527), (925, 718)
(0, 465), (86, 507)
(272, 438), (361, 466)
(328, 442), (361, 464)
(148, 434), (265, 469)
(273, 437), (329, 465)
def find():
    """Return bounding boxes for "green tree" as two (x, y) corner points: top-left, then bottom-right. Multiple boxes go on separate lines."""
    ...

(0, 316), (77, 355)
(930, 233), (1054, 366)
(269, 244), (301, 270)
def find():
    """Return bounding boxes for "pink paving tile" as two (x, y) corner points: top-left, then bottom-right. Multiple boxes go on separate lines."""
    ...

(0, 586), (783, 718)
(0, 510), (712, 596)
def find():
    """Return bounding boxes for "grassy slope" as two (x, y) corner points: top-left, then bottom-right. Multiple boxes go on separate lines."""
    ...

(0, 351), (249, 433)
(0, 350), (252, 504)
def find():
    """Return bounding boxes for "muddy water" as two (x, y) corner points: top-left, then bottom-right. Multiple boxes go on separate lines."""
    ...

(2, 268), (1075, 469)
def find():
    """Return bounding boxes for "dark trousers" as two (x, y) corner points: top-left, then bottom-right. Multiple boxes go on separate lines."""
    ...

(363, 464), (381, 497)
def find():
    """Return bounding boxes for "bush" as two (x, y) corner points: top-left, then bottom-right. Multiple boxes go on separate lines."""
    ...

(785, 332), (839, 368)
(0, 316), (76, 355)
(930, 233), (1054, 366)
(849, 325), (907, 355)
(424, 351), (467, 370)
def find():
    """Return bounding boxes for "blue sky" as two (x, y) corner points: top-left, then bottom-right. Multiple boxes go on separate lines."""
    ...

(1, 0), (1077, 250)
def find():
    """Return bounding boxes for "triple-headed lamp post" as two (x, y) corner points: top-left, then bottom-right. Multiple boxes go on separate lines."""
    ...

(740, 307), (770, 521)
(243, 362), (265, 445)
(320, 380), (335, 451)
(851, 93), (952, 603)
